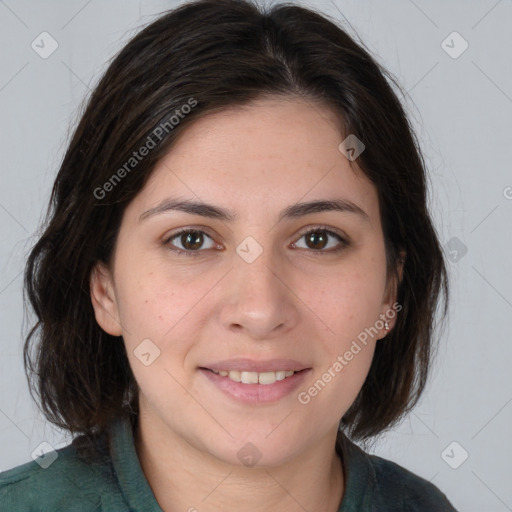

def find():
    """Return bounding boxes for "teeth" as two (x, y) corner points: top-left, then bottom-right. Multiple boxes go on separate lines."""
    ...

(228, 370), (241, 382)
(210, 369), (298, 384)
(258, 371), (276, 385)
(241, 371), (259, 384)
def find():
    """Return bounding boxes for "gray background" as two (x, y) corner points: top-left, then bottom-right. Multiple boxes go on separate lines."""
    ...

(1, 1), (511, 510)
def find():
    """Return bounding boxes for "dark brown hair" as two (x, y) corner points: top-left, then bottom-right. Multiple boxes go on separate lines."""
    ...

(23, 0), (449, 459)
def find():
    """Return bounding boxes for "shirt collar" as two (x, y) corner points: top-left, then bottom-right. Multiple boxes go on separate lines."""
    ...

(336, 429), (379, 511)
(109, 416), (163, 511)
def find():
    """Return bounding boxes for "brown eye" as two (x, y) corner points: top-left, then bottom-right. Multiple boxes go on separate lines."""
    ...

(165, 229), (217, 255)
(293, 228), (349, 254)
(305, 231), (328, 250)
(180, 231), (204, 250)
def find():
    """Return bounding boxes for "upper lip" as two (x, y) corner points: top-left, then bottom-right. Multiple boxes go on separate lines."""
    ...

(201, 358), (310, 373)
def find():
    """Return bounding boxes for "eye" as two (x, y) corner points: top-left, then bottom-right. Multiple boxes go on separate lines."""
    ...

(292, 227), (349, 254)
(164, 229), (219, 256)
(163, 226), (349, 257)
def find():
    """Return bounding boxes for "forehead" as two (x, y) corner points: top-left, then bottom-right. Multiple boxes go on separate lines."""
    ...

(126, 96), (380, 225)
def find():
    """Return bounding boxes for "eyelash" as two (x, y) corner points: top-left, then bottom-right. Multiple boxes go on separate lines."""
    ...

(163, 226), (350, 257)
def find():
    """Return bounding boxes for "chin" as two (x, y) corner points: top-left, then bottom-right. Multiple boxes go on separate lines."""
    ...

(203, 430), (308, 469)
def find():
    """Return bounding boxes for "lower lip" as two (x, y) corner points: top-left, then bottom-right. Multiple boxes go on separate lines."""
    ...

(199, 368), (311, 404)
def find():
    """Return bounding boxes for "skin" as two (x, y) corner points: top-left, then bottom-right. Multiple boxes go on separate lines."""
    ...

(90, 96), (403, 512)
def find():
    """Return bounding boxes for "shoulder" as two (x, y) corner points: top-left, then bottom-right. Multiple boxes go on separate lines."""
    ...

(366, 451), (458, 511)
(337, 432), (458, 511)
(0, 435), (118, 511)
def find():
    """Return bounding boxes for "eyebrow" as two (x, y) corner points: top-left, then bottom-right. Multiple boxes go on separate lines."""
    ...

(139, 197), (370, 223)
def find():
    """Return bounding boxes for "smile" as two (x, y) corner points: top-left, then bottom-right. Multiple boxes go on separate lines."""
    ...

(199, 367), (311, 404)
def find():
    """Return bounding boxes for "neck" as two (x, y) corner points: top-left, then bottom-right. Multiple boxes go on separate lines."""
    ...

(134, 414), (345, 512)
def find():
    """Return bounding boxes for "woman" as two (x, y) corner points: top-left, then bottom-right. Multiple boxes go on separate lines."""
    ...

(0, 0), (456, 510)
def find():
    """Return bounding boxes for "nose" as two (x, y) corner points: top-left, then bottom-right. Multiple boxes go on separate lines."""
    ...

(218, 243), (301, 340)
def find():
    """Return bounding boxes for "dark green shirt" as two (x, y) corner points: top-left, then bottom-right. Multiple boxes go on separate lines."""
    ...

(0, 417), (458, 511)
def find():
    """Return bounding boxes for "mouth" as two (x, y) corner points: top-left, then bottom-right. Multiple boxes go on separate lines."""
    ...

(200, 368), (306, 385)
(198, 365), (312, 404)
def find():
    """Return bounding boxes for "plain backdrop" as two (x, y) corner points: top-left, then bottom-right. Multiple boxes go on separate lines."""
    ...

(1, 1), (511, 511)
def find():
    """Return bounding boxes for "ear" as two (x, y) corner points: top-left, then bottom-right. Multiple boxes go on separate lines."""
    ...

(89, 261), (123, 336)
(379, 250), (406, 336)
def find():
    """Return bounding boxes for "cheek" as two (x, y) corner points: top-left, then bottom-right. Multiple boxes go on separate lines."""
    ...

(112, 266), (220, 398)
(312, 267), (386, 339)
(116, 272), (201, 410)
(302, 264), (383, 394)
(113, 265), (200, 341)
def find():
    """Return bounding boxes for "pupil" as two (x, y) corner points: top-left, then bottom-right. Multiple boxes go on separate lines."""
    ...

(307, 232), (326, 250)
(183, 231), (203, 250)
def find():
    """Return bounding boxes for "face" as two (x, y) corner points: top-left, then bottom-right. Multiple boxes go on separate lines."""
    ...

(90, 96), (400, 467)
